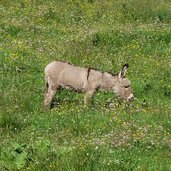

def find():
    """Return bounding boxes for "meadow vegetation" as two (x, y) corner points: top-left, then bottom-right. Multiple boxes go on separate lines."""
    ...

(0, 0), (171, 170)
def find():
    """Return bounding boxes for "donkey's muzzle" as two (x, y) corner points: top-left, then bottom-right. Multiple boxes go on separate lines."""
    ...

(127, 93), (134, 101)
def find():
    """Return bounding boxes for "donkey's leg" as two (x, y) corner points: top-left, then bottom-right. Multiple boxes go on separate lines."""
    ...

(44, 83), (58, 109)
(84, 90), (95, 107)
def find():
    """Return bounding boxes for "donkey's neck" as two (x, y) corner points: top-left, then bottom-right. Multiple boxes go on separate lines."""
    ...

(99, 72), (118, 90)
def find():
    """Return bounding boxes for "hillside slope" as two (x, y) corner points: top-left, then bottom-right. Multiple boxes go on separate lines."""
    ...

(0, 0), (171, 170)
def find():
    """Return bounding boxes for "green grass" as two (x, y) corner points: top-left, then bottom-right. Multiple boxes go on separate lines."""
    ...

(0, 0), (171, 170)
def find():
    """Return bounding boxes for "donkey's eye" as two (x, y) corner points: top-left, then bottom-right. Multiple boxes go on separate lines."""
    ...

(124, 85), (130, 88)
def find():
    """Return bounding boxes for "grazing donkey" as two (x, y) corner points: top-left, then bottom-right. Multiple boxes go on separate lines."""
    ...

(44, 61), (134, 109)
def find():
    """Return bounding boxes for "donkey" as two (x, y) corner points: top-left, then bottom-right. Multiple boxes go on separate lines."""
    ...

(44, 61), (134, 109)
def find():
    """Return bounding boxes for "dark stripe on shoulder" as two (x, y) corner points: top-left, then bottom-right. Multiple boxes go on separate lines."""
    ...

(87, 68), (91, 80)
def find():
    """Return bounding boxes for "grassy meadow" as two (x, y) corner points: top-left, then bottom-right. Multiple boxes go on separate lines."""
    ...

(0, 0), (171, 170)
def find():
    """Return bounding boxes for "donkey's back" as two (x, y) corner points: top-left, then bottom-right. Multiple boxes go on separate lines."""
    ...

(45, 61), (88, 90)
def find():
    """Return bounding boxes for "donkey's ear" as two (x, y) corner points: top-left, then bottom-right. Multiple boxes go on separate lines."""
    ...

(118, 63), (129, 79)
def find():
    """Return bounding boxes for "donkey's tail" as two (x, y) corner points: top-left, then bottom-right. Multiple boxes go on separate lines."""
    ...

(44, 77), (49, 95)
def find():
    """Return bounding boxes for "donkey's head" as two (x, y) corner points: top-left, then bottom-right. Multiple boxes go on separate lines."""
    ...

(113, 64), (134, 101)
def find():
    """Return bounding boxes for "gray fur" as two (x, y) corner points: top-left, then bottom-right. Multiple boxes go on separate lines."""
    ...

(44, 61), (134, 109)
